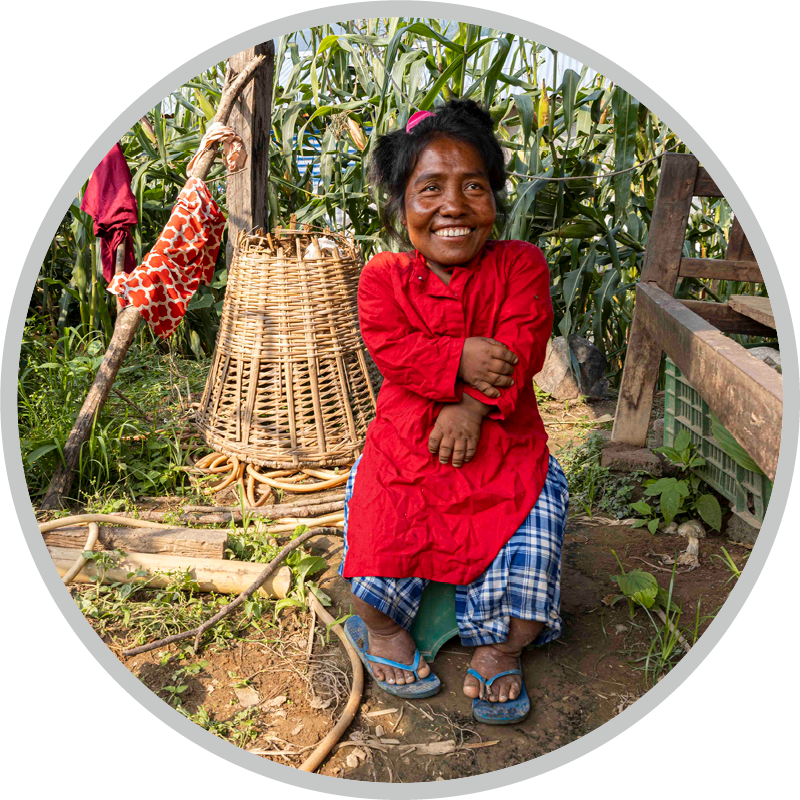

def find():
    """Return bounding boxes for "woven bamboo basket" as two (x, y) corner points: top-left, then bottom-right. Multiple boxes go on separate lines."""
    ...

(195, 227), (379, 468)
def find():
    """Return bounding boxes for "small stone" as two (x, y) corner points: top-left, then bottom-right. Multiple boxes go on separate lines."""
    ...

(291, 723), (304, 736)
(601, 444), (663, 476)
(725, 511), (760, 546)
(233, 687), (260, 708)
(346, 754), (360, 769)
(262, 694), (287, 709)
(375, 725), (385, 737)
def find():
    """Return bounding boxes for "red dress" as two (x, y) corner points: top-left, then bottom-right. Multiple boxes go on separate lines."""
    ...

(343, 239), (553, 585)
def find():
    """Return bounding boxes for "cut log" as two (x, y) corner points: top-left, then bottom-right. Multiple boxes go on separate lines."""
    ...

(42, 525), (227, 559)
(49, 546), (292, 598)
(40, 51), (271, 510)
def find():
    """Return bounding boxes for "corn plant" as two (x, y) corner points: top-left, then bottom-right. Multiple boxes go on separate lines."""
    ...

(30, 17), (767, 379)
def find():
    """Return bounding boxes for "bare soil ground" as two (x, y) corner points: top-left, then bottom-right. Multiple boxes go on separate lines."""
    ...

(77, 397), (751, 783)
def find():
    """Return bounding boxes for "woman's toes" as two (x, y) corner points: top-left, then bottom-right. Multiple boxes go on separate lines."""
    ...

(416, 658), (430, 679)
(463, 674), (480, 698)
(393, 668), (407, 685)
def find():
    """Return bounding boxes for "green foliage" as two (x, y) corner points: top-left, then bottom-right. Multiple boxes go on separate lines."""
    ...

(28, 19), (761, 385)
(18, 320), (209, 504)
(558, 432), (646, 518)
(631, 430), (722, 531)
(609, 550), (688, 685)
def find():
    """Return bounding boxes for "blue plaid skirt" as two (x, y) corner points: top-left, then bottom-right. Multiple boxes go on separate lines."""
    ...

(339, 454), (570, 647)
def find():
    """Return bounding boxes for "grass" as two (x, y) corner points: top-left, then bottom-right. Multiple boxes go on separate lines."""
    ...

(18, 317), (211, 505)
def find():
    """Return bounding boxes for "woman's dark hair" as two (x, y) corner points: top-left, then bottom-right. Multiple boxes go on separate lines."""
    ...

(369, 99), (507, 243)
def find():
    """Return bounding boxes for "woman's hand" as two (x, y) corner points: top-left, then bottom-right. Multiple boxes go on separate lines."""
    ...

(428, 395), (492, 467)
(459, 337), (518, 398)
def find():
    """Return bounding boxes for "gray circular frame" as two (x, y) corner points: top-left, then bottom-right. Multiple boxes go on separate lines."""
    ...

(3, 3), (796, 797)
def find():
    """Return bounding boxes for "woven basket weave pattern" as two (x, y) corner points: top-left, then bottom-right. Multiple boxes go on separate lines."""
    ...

(195, 230), (379, 467)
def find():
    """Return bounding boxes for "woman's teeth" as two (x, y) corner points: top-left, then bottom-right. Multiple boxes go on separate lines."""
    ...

(433, 228), (472, 238)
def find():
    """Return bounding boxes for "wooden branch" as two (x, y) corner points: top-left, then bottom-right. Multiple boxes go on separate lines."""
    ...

(636, 283), (782, 480)
(679, 300), (775, 336)
(49, 546), (292, 598)
(122, 526), (325, 657)
(41, 307), (142, 508)
(42, 524), (227, 559)
(188, 53), (268, 180)
(679, 258), (763, 284)
(40, 51), (270, 510)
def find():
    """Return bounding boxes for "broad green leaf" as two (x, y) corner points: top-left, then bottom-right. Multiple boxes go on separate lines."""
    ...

(643, 477), (677, 496)
(612, 87), (639, 221)
(613, 569), (658, 609)
(696, 494), (722, 532)
(673, 429), (691, 452)
(647, 518), (659, 534)
(710, 414), (766, 475)
(630, 501), (652, 516)
(660, 485), (682, 524)
(26, 443), (59, 465)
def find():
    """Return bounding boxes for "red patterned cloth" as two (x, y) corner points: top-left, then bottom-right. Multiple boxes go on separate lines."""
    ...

(81, 143), (138, 281)
(108, 177), (226, 339)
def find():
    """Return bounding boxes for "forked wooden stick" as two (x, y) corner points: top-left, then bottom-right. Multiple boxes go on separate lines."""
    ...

(41, 53), (268, 509)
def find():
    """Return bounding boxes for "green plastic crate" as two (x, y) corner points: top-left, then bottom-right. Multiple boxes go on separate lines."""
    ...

(663, 359), (771, 525)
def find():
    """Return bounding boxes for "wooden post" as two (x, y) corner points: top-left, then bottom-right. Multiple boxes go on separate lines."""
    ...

(226, 41), (275, 266)
(41, 53), (270, 510)
(610, 154), (699, 447)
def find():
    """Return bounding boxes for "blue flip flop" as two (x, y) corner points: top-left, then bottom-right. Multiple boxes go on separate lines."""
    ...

(467, 661), (530, 725)
(343, 616), (441, 699)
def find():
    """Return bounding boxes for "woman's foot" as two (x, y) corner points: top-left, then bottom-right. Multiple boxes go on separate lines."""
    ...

(351, 596), (430, 685)
(463, 617), (545, 703)
(463, 644), (522, 702)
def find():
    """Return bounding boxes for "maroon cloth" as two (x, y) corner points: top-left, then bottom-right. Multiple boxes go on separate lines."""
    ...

(81, 143), (138, 281)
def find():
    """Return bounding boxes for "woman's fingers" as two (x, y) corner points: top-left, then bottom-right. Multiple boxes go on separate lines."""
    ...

(428, 426), (443, 454)
(451, 439), (468, 468)
(489, 358), (515, 376)
(486, 340), (519, 365)
(487, 371), (514, 388)
(471, 380), (501, 398)
(437, 436), (455, 465)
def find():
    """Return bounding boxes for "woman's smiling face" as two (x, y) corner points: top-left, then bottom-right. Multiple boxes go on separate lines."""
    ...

(402, 135), (497, 269)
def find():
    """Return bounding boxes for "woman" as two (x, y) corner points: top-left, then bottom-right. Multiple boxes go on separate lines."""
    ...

(341, 99), (569, 724)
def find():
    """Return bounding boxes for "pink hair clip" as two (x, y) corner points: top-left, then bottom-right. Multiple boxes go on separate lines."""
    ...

(406, 110), (434, 132)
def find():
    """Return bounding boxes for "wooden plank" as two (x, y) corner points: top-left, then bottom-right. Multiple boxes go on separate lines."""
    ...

(225, 40), (275, 266)
(49, 546), (292, 598)
(694, 167), (723, 197)
(679, 300), (775, 336)
(612, 154), (700, 447)
(679, 258), (763, 284)
(636, 283), (782, 480)
(728, 295), (775, 329)
(727, 218), (756, 262)
(42, 525), (227, 559)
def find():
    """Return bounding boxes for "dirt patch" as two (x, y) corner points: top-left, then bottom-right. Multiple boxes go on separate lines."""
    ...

(67, 395), (746, 783)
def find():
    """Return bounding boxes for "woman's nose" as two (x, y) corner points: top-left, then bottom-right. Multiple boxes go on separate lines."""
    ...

(439, 186), (469, 216)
